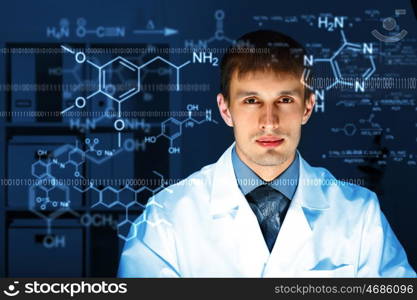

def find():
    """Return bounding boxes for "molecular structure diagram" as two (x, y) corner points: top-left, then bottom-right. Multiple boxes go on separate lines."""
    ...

(184, 9), (235, 48)
(60, 45), (218, 147)
(29, 138), (173, 240)
(68, 108), (151, 133)
(29, 138), (124, 234)
(73, 168), (172, 241)
(29, 101), (217, 239)
(301, 30), (376, 108)
(54, 44), (171, 129)
(144, 104), (218, 154)
(331, 113), (393, 139)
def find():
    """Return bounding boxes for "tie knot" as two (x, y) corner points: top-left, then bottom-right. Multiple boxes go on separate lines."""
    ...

(246, 184), (283, 204)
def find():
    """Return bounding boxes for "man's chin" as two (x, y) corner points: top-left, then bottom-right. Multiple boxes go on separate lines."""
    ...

(250, 153), (288, 167)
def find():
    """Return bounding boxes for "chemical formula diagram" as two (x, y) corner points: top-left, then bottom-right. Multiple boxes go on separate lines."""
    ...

(60, 45), (220, 147)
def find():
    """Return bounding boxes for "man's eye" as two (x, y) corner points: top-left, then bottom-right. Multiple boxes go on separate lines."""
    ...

(244, 98), (258, 104)
(280, 97), (294, 103)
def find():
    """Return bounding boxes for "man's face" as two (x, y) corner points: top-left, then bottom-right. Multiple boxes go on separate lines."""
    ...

(217, 70), (315, 168)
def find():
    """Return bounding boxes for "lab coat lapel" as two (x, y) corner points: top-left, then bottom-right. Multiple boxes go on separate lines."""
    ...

(209, 143), (270, 276)
(263, 152), (330, 276)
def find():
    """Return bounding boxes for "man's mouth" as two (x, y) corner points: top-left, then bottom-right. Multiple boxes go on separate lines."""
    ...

(255, 136), (285, 148)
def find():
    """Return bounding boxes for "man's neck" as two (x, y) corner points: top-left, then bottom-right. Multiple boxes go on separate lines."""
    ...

(235, 146), (296, 182)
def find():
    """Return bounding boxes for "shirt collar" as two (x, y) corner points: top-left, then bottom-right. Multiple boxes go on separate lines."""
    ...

(231, 145), (299, 200)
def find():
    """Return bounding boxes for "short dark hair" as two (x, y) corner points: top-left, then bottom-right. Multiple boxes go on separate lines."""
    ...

(220, 29), (311, 102)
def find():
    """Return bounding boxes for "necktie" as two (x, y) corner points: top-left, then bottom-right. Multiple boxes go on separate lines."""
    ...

(245, 184), (290, 252)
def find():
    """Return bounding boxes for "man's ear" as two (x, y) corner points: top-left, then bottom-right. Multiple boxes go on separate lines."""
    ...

(217, 93), (233, 127)
(301, 93), (315, 125)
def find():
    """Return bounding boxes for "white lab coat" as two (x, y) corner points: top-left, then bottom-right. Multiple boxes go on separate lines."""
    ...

(118, 143), (416, 277)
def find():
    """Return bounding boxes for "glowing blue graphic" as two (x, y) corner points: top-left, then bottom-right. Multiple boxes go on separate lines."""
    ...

(184, 9), (236, 48)
(302, 30), (376, 95)
(144, 104), (218, 153)
(60, 45), (217, 148)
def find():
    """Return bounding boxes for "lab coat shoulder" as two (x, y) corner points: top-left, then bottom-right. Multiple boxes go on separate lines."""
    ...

(298, 161), (377, 229)
(117, 162), (216, 277)
(152, 162), (215, 220)
(354, 188), (416, 277)
(306, 164), (416, 277)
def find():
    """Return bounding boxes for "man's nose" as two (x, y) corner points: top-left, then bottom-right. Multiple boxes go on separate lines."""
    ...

(259, 104), (279, 130)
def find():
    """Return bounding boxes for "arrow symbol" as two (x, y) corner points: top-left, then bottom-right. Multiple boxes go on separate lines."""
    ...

(132, 27), (178, 36)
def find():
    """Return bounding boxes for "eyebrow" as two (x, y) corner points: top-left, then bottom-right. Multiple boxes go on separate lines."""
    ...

(235, 89), (303, 99)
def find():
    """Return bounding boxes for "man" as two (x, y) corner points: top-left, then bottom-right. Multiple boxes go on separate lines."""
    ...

(118, 30), (416, 277)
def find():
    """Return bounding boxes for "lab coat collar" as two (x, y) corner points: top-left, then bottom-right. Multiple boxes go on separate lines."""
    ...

(209, 143), (243, 218)
(209, 142), (330, 218)
(296, 153), (330, 211)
